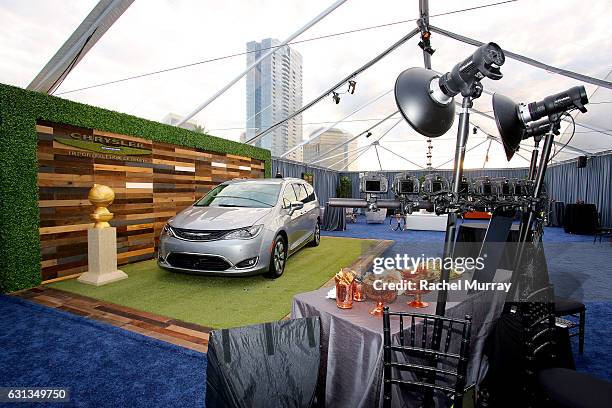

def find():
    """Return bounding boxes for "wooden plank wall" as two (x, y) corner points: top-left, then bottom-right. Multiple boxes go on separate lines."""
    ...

(37, 121), (265, 281)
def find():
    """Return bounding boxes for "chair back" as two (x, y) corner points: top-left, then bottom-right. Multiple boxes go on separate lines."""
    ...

(519, 285), (557, 405)
(382, 307), (472, 408)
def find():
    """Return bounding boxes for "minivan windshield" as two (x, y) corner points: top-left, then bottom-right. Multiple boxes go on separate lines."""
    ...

(194, 182), (281, 208)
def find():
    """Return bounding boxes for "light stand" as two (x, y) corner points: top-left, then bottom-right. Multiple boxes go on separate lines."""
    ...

(524, 119), (557, 180)
(436, 95), (473, 316)
(492, 86), (589, 303)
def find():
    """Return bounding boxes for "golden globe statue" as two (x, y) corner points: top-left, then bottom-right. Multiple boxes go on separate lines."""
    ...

(88, 184), (115, 229)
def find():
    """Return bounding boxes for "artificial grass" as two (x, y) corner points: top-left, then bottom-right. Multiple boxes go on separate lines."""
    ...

(50, 237), (375, 329)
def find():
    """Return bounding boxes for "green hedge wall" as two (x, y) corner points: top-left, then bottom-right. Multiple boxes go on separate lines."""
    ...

(0, 83), (271, 293)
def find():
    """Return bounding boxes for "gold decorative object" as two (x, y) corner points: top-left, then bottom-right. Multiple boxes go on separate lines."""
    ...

(335, 268), (356, 309)
(353, 277), (365, 302)
(88, 184), (115, 229)
(401, 267), (431, 309)
(363, 271), (400, 316)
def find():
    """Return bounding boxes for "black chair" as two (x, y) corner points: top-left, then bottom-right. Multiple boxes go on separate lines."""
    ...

(382, 307), (472, 408)
(519, 285), (558, 406)
(554, 296), (586, 354)
(538, 367), (612, 408)
(593, 212), (612, 243)
(516, 287), (611, 407)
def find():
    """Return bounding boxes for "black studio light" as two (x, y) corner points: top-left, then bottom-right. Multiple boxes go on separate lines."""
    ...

(394, 42), (504, 138)
(493, 86), (588, 160)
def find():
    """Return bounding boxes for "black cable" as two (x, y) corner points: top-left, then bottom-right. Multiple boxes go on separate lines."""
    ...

(55, 0), (518, 95)
(549, 112), (576, 163)
(49, 27), (98, 94)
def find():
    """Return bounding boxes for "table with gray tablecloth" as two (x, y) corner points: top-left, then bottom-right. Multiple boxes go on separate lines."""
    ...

(291, 269), (512, 408)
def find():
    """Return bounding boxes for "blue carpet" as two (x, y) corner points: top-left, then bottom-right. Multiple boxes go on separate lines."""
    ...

(323, 215), (612, 380)
(573, 302), (612, 380)
(0, 295), (207, 408)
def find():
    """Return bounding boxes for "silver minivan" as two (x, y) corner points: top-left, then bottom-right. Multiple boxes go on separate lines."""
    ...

(158, 178), (320, 278)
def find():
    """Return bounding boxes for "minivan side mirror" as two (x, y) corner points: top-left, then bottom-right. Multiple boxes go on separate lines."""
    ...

(288, 201), (304, 215)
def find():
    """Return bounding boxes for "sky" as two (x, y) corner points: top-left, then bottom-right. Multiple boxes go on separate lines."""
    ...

(1, 0), (611, 170)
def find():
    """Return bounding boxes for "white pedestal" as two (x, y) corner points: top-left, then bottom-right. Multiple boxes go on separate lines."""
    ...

(78, 227), (127, 286)
(405, 213), (449, 231)
(365, 208), (387, 224)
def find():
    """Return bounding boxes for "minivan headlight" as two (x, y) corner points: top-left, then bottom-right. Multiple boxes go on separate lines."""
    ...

(161, 224), (175, 237)
(223, 225), (263, 240)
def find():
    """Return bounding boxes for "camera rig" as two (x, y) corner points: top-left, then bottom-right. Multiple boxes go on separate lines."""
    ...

(329, 173), (543, 218)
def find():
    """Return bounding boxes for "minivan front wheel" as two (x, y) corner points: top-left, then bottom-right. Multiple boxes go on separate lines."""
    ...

(266, 235), (287, 279)
(309, 221), (321, 247)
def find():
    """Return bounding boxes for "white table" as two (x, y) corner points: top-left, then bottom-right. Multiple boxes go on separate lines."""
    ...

(405, 212), (448, 231)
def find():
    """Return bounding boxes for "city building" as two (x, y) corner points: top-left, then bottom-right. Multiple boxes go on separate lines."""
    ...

(162, 113), (201, 132)
(303, 128), (358, 170)
(245, 38), (303, 161)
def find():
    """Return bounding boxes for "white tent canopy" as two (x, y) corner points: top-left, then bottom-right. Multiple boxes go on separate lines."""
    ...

(6, 0), (611, 171)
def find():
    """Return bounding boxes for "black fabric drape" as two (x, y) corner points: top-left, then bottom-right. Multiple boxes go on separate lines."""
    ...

(206, 318), (321, 408)
(321, 204), (345, 231)
(545, 152), (612, 227)
(564, 203), (599, 234)
(548, 201), (566, 227)
(272, 158), (339, 206)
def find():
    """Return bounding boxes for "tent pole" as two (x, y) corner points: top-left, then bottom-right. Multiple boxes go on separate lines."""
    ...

(374, 144), (383, 170)
(377, 144), (426, 169)
(177, 0), (348, 126)
(433, 138), (490, 169)
(483, 139), (493, 168)
(309, 143), (371, 166)
(307, 111), (400, 164)
(280, 89), (392, 158)
(327, 145), (370, 169)
(339, 144), (372, 171)
(27, 0), (134, 94)
(329, 118), (403, 169)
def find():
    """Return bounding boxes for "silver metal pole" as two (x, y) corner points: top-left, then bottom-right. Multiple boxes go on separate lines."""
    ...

(309, 143), (368, 165)
(374, 144), (383, 170)
(28, 0), (134, 93)
(433, 138), (490, 169)
(329, 118), (402, 169)
(280, 89), (392, 158)
(177, 0), (348, 127)
(377, 144), (426, 169)
(339, 144), (372, 171)
(483, 139), (493, 168)
(327, 145), (370, 169)
(436, 96), (472, 317)
(307, 111), (400, 163)
(245, 28), (420, 145)
(430, 25), (612, 90)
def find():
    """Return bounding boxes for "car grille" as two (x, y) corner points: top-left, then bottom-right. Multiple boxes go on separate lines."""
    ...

(166, 253), (231, 271)
(171, 227), (228, 241)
